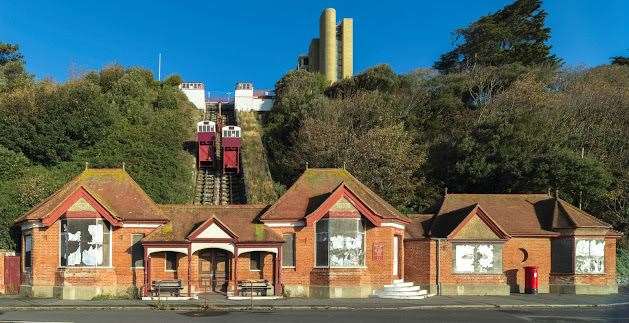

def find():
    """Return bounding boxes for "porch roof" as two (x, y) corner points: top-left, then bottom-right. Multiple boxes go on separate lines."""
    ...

(144, 204), (283, 243)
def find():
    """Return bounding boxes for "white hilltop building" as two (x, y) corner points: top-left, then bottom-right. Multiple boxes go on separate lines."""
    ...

(179, 82), (206, 110)
(234, 82), (274, 112)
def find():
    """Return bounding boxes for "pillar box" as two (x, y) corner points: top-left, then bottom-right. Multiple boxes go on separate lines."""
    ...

(524, 266), (539, 294)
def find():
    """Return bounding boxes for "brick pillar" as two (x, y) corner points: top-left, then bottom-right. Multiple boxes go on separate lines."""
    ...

(187, 244), (192, 297)
(233, 246), (238, 296)
(274, 247), (282, 296)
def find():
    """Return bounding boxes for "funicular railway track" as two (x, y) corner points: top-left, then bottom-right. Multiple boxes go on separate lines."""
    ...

(194, 103), (246, 205)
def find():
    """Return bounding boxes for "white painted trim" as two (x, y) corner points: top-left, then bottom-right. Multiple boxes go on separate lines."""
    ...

(381, 222), (406, 230)
(190, 242), (234, 254)
(263, 221), (305, 228)
(393, 235), (399, 275)
(20, 221), (44, 231)
(121, 223), (162, 228)
(237, 247), (278, 256)
(146, 247), (189, 255)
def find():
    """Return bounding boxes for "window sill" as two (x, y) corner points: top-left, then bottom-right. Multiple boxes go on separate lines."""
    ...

(132, 267), (145, 269)
(452, 272), (503, 275)
(551, 272), (607, 276)
(250, 269), (261, 272)
(164, 269), (177, 272)
(313, 266), (367, 269)
(282, 266), (296, 269)
(59, 266), (113, 269)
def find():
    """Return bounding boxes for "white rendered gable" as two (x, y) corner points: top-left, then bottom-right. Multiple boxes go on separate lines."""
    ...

(196, 223), (231, 239)
(68, 197), (97, 212)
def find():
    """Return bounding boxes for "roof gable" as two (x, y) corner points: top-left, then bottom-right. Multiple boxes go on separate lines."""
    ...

(261, 168), (407, 223)
(187, 217), (237, 240)
(41, 186), (121, 227)
(15, 168), (167, 224)
(305, 183), (383, 226)
(448, 206), (508, 240)
(144, 205), (283, 243)
(430, 194), (615, 238)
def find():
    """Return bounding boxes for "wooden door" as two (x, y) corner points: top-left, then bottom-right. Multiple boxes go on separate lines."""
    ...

(198, 250), (230, 293)
(4, 256), (21, 294)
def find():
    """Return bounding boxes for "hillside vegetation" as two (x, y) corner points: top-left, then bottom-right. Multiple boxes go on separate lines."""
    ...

(238, 111), (279, 204)
(0, 43), (195, 249)
(263, 0), (629, 243)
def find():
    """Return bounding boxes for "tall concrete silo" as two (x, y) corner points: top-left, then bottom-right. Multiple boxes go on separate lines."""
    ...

(319, 8), (337, 83)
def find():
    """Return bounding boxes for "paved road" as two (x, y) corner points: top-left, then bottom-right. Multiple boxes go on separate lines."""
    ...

(0, 306), (627, 323)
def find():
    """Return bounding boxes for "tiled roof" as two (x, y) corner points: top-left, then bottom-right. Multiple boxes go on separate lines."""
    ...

(145, 204), (283, 243)
(404, 214), (434, 239)
(15, 168), (166, 223)
(429, 194), (612, 238)
(260, 168), (406, 222)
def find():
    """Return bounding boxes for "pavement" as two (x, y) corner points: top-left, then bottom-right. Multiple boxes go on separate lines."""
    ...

(0, 288), (627, 311)
(0, 307), (628, 323)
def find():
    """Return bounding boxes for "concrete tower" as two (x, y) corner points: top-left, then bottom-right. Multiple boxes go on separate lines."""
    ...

(296, 8), (353, 83)
(339, 18), (353, 79)
(320, 8), (337, 83)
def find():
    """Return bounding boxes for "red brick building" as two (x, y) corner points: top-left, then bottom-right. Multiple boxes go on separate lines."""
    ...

(404, 194), (621, 295)
(14, 168), (620, 299)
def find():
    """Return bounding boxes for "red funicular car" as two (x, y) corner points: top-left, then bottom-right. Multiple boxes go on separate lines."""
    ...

(197, 120), (216, 169)
(221, 125), (241, 174)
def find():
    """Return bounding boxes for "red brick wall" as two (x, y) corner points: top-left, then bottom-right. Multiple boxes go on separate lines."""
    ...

(404, 239), (434, 286)
(503, 238), (551, 292)
(24, 221), (156, 294)
(434, 240), (506, 285)
(272, 223), (403, 290)
(235, 252), (275, 282)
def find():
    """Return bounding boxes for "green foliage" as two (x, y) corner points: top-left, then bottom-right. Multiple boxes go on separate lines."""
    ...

(162, 74), (183, 87)
(0, 47), (196, 249)
(435, 0), (560, 73)
(618, 248), (629, 285)
(611, 56), (629, 66)
(265, 55), (628, 238)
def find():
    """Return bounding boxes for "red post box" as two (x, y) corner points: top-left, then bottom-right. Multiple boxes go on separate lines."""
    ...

(524, 266), (539, 294)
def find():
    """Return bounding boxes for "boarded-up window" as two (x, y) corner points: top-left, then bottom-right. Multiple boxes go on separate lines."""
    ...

(551, 238), (574, 273)
(575, 239), (605, 274)
(316, 218), (365, 267)
(282, 234), (295, 267)
(131, 234), (144, 268)
(453, 243), (502, 273)
(60, 219), (111, 267)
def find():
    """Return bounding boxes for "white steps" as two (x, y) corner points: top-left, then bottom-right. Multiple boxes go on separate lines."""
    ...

(374, 279), (433, 300)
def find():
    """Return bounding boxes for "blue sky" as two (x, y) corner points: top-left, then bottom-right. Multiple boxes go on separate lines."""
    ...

(1, 0), (627, 94)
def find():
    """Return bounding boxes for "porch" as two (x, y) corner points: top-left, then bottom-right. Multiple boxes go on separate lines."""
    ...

(142, 242), (283, 299)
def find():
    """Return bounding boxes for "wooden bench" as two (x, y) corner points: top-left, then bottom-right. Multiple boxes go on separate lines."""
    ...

(151, 279), (183, 297)
(237, 279), (272, 296)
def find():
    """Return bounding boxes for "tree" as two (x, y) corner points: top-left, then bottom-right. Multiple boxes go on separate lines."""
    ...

(295, 91), (423, 209)
(434, 0), (560, 73)
(0, 43), (23, 65)
(0, 56), (196, 249)
(611, 56), (629, 66)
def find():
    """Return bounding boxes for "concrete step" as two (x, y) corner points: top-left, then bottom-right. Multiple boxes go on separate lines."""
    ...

(377, 289), (428, 297)
(383, 285), (423, 292)
(384, 281), (414, 288)
(376, 294), (432, 300)
(392, 279), (404, 284)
